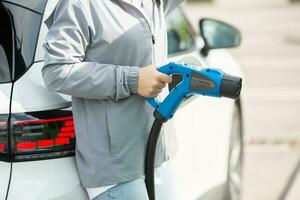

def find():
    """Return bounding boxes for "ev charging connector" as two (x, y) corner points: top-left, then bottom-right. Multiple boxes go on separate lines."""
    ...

(145, 62), (242, 200)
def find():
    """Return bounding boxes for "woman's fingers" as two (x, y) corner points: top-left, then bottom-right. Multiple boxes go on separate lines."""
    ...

(157, 73), (172, 84)
(138, 64), (171, 98)
(155, 82), (166, 89)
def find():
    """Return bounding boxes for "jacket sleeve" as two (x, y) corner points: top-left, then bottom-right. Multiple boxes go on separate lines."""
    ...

(41, 0), (140, 101)
(163, 0), (184, 16)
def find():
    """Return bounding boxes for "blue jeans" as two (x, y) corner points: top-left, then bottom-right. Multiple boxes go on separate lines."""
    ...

(93, 162), (176, 200)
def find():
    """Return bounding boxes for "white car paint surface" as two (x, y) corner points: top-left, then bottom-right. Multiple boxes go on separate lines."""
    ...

(0, 162), (10, 200)
(0, 83), (12, 115)
(172, 96), (234, 200)
(10, 62), (71, 113)
(167, 50), (240, 199)
(7, 158), (88, 200)
(0, 83), (12, 200)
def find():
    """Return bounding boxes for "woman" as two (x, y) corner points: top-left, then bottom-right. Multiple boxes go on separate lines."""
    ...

(42, 0), (183, 199)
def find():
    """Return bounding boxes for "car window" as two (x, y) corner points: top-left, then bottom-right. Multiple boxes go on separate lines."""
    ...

(2, 1), (47, 80)
(166, 9), (196, 55)
(0, 46), (11, 83)
(0, 4), (13, 83)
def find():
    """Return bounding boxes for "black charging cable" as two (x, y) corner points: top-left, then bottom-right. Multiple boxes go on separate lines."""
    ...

(145, 111), (168, 200)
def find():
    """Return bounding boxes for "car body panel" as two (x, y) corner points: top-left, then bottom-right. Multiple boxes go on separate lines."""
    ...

(0, 83), (12, 200)
(7, 157), (88, 200)
(0, 162), (10, 200)
(172, 96), (234, 200)
(0, 83), (12, 115)
(10, 62), (71, 113)
(167, 51), (236, 199)
(5, 2), (84, 199)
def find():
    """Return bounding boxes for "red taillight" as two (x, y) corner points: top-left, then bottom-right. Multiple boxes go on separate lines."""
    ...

(57, 132), (75, 138)
(0, 119), (8, 154)
(55, 137), (70, 145)
(0, 122), (6, 126)
(60, 126), (74, 132)
(17, 141), (36, 151)
(11, 110), (76, 161)
(38, 139), (54, 148)
(64, 121), (74, 126)
(14, 116), (73, 125)
(0, 144), (5, 151)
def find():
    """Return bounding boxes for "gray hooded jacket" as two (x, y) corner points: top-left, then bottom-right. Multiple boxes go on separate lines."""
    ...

(41, 0), (183, 187)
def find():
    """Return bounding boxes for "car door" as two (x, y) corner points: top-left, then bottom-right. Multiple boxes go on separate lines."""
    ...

(0, 3), (14, 199)
(166, 9), (234, 200)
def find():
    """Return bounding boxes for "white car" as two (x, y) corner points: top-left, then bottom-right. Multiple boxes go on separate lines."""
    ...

(0, 1), (244, 200)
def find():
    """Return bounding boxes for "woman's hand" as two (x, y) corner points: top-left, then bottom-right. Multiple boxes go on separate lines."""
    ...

(138, 64), (172, 98)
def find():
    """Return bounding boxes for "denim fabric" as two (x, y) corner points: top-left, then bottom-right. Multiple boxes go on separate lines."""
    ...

(93, 161), (176, 200)
(93, 178), (149, 200)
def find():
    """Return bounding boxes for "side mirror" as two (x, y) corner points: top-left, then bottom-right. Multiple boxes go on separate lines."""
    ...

(199, 18), (241, 56)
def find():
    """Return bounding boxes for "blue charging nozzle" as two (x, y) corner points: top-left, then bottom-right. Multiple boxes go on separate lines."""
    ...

(146, 62), (242, 120)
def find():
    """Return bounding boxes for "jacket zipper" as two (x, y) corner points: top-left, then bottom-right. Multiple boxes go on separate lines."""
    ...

(151, 35), (155, 44)
(120, 1), (156, 45)
(120, 1), (168, 161)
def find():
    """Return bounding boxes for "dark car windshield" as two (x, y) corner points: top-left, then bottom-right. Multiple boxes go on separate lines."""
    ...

(2, 0), (47, 79)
